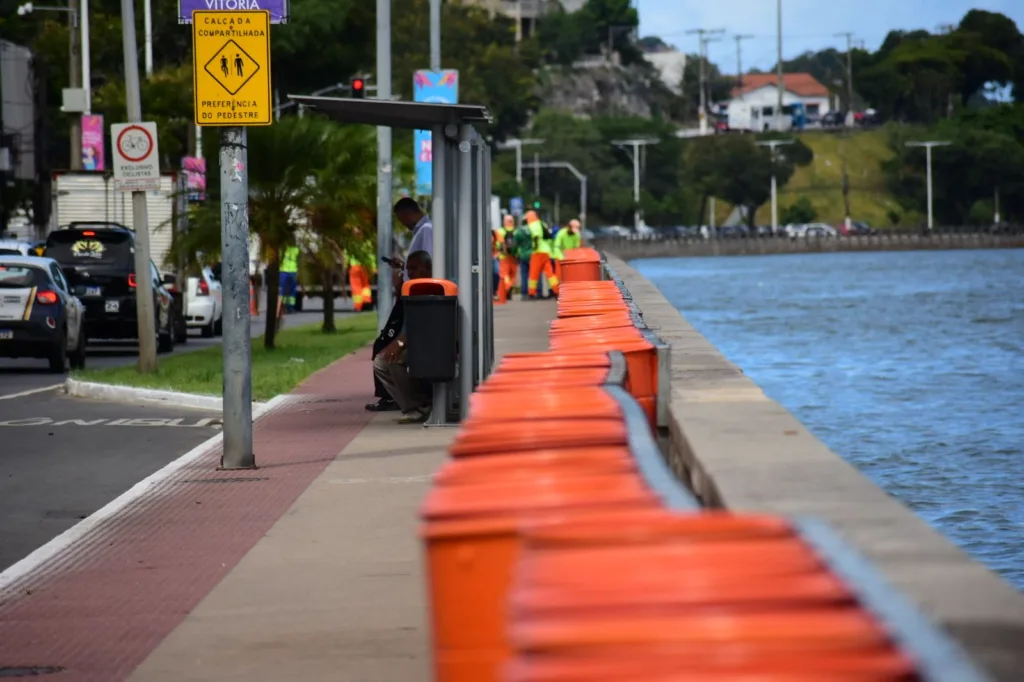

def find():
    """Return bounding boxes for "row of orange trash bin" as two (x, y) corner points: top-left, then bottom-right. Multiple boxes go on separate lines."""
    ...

(418, 248), (964, 682)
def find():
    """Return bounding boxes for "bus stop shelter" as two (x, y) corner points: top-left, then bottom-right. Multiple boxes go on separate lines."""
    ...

(287, 96), (496, 425)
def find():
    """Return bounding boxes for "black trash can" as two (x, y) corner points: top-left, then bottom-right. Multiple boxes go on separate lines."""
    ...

(402, 278), (458, 382)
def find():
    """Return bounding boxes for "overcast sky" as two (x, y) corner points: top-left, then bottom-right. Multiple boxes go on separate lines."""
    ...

(637, 0), (1024, 71)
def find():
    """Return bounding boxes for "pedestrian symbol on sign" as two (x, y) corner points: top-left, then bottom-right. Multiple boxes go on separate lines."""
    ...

(204, 39), (260, 96)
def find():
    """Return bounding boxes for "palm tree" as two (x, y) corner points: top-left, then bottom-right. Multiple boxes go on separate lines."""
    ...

(306, 123), (379, 332)
(246, 116), (330, 348)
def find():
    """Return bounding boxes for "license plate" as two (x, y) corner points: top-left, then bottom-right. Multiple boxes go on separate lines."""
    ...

(85, 286), (102, 296)
(105, 300), (120, 313)
(0, 330), (12, 340)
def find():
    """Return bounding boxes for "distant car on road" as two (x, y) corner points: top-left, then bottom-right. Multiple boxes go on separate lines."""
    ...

(0, 255), (86, 372)
(43, 223), (181, 353)
(186, 265), (223, 337)
(821, 111), (845, 127)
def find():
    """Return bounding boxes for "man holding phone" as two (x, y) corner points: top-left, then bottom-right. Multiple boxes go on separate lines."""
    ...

(390, 197), (433, 284)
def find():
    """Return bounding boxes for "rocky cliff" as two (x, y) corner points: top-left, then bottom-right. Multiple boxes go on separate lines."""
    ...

(535, 62), (679, 120)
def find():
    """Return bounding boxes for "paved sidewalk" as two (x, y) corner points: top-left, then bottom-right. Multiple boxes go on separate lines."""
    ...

(0, 299), (554, 682)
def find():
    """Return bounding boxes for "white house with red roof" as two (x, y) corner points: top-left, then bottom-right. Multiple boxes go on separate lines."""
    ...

(722, 73), (833, 131)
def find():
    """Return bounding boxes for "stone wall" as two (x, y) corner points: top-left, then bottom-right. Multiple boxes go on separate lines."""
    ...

(605, 253), (1024, 682)
(596, 232), (1024, 260)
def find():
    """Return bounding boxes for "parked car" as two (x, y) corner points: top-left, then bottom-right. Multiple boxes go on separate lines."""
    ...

(804, 223), (839, 238)
(186, 265), (223, 337)
(821, 111), (845, 127)
(0, 239), (44, 257)
(43, 223), (181, 353)
(0, 255), (87, 372)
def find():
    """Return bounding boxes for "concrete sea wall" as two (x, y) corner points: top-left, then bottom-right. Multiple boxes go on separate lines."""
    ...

(604, 253), (1024, 682)
(595, 232), (1024, 260)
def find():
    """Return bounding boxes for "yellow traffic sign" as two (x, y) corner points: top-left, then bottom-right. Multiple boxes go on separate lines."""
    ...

(192, 10), (271, 126)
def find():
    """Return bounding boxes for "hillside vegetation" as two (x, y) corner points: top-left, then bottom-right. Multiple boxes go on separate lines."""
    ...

(751, 130), (920, 228)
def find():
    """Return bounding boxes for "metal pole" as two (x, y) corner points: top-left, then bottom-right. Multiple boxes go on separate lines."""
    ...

(514, 0), (521, 43)
(429, 0), (441, 71)
(533, 152), (539, 197)
(376, 0), (394, 329)
(196, 125), (203, 159)
(580, 176), (587, 230)
(81, 0), (90, 114)
(515, 141), (522, 186)
(428, 124), (447, 424)
(143, 0), (152, 77)
(770, 170), (778, 233)
(68, 0), (81, 169)
(120, 0), (157, 372)
(710, 196), (716, 229)
(994, 187), (1000, 225)
(457, 124), (474, 422)
(925, 145), (933, 231)
(219, 127), (254, 469)
(632, 142), (640, 229)
(776, 0), (784, 130)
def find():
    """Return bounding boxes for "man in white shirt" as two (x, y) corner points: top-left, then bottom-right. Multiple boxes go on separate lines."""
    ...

(391, 198), (433, 284)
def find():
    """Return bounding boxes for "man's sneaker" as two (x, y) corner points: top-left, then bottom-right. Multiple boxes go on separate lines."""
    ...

(365, 399), (399, 412)
(397, 407), (430, 424)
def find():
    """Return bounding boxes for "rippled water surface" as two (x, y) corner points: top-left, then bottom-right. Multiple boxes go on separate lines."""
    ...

(636, 249), (1024, 588)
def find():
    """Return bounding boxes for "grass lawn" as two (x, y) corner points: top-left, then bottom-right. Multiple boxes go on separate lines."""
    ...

(75, 314), (378, 401)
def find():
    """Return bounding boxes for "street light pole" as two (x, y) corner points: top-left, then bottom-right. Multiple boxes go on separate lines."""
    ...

(81, 0), (90, 114)
(531, 161), (588, 230)
(143, 0), (152, 76)
(429, 0), (441, 71)
(907, 141), (951, 230)
(376, 0), (394, 329)
(756, 139), (794, 233)
(611, 138), (659, 230)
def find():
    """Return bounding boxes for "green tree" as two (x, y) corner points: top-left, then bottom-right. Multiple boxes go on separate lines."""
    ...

(781, 196), (817, 224)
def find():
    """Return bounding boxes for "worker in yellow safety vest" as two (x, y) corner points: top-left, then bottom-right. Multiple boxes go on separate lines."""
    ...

(347, 235), (375, 312)
(552, 218), (583, 280)
(279, 245), (300, 313)
(525, 209), (559, 298)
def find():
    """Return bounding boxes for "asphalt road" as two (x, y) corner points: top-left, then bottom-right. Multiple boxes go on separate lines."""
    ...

(0, 389), (223, 571)
(0, 303), (333, 398)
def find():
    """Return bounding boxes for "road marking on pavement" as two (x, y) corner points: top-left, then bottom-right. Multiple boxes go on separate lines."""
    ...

(329, 475), (432, 484)
(0, 384), (63, 401)
(0, 393), (292, 593)
(0, 417), (222, 428)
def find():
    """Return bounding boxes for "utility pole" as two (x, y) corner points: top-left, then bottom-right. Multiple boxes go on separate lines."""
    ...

(376, 0), (394, 329)
(776, 0), (784, 131)
(612, 138), (659, 230)
(514, 0), (522, 44)
(81, 0), (90, 117)
(143, 0), (152, 76)
(907, 141), (950, 230)
(686, 28), (724, 134)
(994, 187), (1000, 225)
(756, 139), (793, 234)
(429, 0), (441, 71)
(834, 31), (854, 111)
(119, 0), (157, 372)
(533, 152), (540, 197)
(68, 0), (82, 169)
(733, 34), (753, 94)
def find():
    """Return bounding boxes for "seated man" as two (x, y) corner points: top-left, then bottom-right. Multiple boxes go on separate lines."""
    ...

(373, 250), (433, 424)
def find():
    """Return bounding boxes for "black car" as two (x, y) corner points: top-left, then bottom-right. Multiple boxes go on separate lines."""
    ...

(43, 223), (182, 353)
(821, 111), (846, 127)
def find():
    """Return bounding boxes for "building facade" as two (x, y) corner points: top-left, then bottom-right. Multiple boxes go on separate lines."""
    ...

(727, 73), (832, 118)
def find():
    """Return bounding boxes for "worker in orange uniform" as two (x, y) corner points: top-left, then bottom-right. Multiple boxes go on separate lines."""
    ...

(525, 209), (559, 299)
(493, 215), (517, 300)
(347, 235), (374, 312)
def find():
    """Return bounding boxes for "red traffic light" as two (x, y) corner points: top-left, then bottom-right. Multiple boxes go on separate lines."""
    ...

(351, 78), (365, 98)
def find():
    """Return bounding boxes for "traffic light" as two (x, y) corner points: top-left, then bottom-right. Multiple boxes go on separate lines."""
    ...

(351, 77), (366, 99)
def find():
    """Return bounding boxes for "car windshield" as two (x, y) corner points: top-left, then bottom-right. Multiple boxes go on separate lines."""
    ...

(0, 264), (47, 288)
(44, 229), (132, 268)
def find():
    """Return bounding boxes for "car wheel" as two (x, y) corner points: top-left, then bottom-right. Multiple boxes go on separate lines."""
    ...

(201, 318), (215, 338)
(69, 328), (87, 370)
(48, 331), (68, 374)
(294, 293), (304, 312)
(214, 316), (223, 336)
(175, 312), (188, 344)
(157, 326), (174, 354)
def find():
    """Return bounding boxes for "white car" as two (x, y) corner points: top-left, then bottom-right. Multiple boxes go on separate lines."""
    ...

(803, 223), (838, 238)
(186, 266), (223, 337)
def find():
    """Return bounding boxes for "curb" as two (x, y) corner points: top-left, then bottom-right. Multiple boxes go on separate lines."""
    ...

(65, 378), (269, 413)
(0, 393), (293, 593)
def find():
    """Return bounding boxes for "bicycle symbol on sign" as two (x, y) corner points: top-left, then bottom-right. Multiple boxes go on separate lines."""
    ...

(122, 133), (150, 155)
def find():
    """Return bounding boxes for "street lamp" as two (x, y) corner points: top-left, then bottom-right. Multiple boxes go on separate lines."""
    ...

(611, 138), (659, 230)
(756, 139), (793, 233)
(496, 138), (545, 188)
(906, 141), (950, 230)
(529, 161), (588, 230)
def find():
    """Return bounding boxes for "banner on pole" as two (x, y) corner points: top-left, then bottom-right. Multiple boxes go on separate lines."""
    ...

(179, 0), (288, 24)
(413, 69), (458, 196)
(182, 156), (206, 201)
(81, 114), (105, 171)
